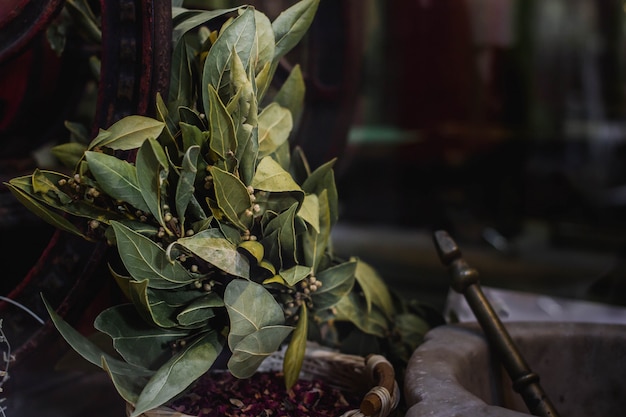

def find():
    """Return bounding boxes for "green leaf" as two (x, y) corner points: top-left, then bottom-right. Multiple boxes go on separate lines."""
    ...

(302, 159), (339, 226)
(202, 7), (256, 111)
(102, 357), (148, 406)
(255, 190), (303, 216)
(302, 189), (330, 271)
(180, 123), (206, 151)
(263, 274), (285, 286)
(258, 259), (277, 276)
(217, 221), (243, 245)
(207, 84), (237, 160)
(136, 138), (170, 230)
(255, 61), (272, 102)
(229, 49), (256, 126)
(252, 9), (275, 73)
(110, 221), (195, 289)
(5, 182), (88, 239)
(84, 151), (150, 213)
(169, 38), (195, 113)
(174, 229), (250, 278)
(267, 136), (292, 171)
(28, 170), (128, 222)
(260, 228), (281, 268)
(224, 279), (285, 350)
(273, 65), (305, 126)
(228, 326), (293, 378)
(394, 313), (430, 352)
(155, 93), (180, 154)
(172, 7), (242, 46)
(107, 220), (160, 240)
(263, 202), (299, 267)
(88, 116), (165, 151)
(258, 103), (293, 158)
(211, 166), (253, 231)
(311, 261), (356, 310)
(236, 124), (258, 186)
(283, 304), (307, 389)
(272, 0), (319, 62)
(150, 285), (209, 308)
(251, 156), (302, 193)
(179, 107), (206, 130)
(64, 120), (90, 144)
(238, 240), (265, 264)
(95, 304), (189, 369)
(51, 142), (87, 169)
(109, 263), (133, 300)
(42, 297), (153, 377)
(175, 145), (200, 228)
(228, 325), (293, 378)
(289, 146), (311, 185)
(298, 194), (319, 233)
(128, 279), (179, 328)
(131, 331), (223, 417)
(32, 169), (72, 204)
(352, 258), (394, 320)
(176, 293), (223, 326)
(279, 265), (311, 287)
(333, 292), (388, 338)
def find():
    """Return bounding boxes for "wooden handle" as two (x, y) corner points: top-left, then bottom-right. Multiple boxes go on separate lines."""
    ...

(360, 354), (395, 416)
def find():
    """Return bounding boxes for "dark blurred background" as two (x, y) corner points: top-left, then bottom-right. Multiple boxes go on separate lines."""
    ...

(228, 0), (626, 311)
(305, 0), (626, 310)
(340, 0), (626, 245)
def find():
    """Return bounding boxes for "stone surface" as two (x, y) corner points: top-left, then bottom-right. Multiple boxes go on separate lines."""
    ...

(404, 322), (626, 417)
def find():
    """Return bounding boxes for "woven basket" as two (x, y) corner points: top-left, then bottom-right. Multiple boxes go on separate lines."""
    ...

(126, 344), (400, 417)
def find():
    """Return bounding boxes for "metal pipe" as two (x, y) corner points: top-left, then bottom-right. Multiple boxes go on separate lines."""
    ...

(433, 230), (560, 417)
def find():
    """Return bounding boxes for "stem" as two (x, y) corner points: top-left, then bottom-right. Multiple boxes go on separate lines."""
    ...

(0, 296), (45, 325)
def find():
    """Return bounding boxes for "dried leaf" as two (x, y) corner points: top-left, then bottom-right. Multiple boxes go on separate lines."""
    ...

(352, 258), (394, 320)
(279, 265), (311, 287)
(131, 332), (223, 417)
(85, 151), (150, 213)
(258, 103), (293, 158)
(42, 297), (153, 377)
(95, 304), (189, 369)
(224, 279), (286, 350)
(88, 116), (165, 151)
(202, 8), (256, 110)
(174, 228), (250, 278)
(51, 142), (87, 170)
(251, 156), (302, 193)
(273, 65), (305, 126)
(311, 261), (356, 310)
(284, 304), (307, 389)
(110, 221), (195, 289)
(175, 145), (200, 228)
(136, 138), (170, 230)
(176, 293), (223, 326)
(211, 166), (253, 231)
(228, 325), (293, 379)
(207, 84), (237, 160)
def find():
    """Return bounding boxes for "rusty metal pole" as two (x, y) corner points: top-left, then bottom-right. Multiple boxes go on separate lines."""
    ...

(433, 230), (560, 417)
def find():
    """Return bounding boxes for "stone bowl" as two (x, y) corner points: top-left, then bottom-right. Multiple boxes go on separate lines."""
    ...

(404, 321), (626, 417)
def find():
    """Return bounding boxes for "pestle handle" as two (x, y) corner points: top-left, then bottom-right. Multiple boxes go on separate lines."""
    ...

(433, 230), (561, 417)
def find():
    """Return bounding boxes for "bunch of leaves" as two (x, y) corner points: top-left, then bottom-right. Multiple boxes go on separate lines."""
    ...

(7, 0), (430, 415)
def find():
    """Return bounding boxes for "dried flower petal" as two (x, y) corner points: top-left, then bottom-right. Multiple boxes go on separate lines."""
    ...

(168, 371), (360, 417)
